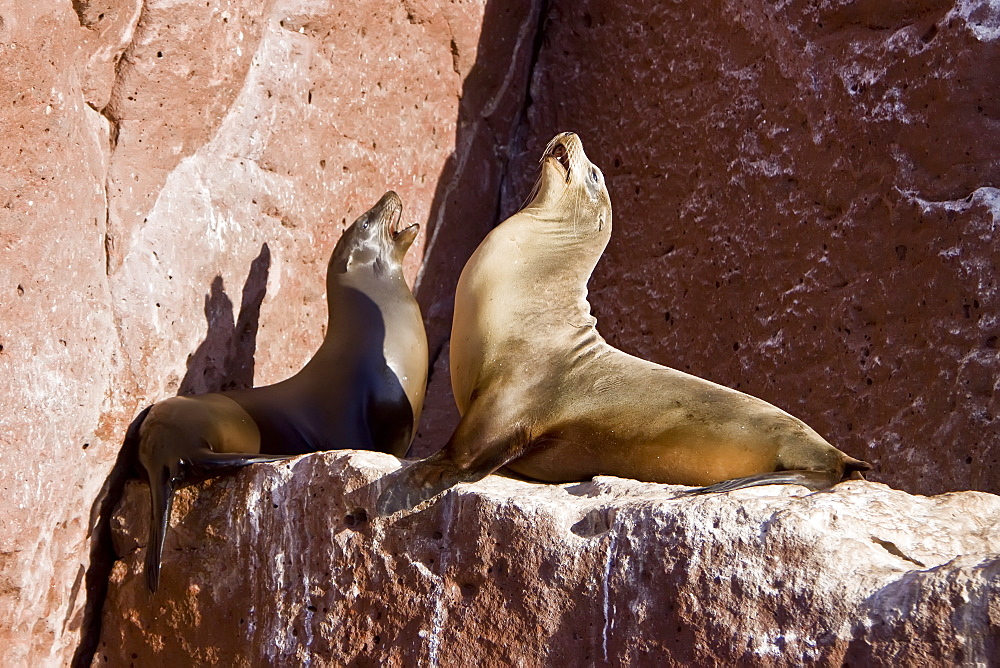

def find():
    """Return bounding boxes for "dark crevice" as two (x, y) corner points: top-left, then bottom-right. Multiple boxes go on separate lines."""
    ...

(496, 0), (551, 223)
(424, 340), (448, 391)
(101, 105), (122, 151)
(70, 0), (89, 28)
(450, 37), (461, 76)
(413, 0), (551, 357)
(103, 212), (114, 277)
(504, 0), (552, 211)
(100, 0), (150, 152)
(100, 44), (128, 152)
(871, 538), (926, 568)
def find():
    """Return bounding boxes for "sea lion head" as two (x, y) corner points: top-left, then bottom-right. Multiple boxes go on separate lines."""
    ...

(329, 191), (419, 275)
(526, 132), (611, 235)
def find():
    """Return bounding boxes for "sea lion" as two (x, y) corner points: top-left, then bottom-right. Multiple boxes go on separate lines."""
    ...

(377, 133), (869, 515)
(139, 191), (428, 591)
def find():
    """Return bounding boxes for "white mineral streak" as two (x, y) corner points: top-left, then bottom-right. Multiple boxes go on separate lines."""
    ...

(952, 0), (1000, 41)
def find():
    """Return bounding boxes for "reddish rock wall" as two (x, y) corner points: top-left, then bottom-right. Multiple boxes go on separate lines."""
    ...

(502, 0), (1000, 496)
(1, 2), (126, 663)
(0, 0), (537, 663)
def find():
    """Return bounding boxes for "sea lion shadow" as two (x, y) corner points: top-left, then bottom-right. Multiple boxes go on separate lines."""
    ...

(356, 461), (417, 517)
(358, 460), (463, 522)
(179, 243), (271, 395)
(72, 245), (271, 667)
(562, 480), (604, 498)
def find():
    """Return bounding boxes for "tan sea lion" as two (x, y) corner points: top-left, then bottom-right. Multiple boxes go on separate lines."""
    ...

(377, 133), (869, 515)
(139, 191), (428, 591)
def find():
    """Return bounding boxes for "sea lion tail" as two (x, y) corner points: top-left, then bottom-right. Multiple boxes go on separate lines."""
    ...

(675, 470), (840, 498)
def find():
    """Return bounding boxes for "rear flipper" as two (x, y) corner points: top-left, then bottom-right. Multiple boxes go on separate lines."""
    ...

(143, 449), (295, 593)
(675, 470), (840, 498)
(144, 460), (178, 594)
(376, 415), (536, 516)
(843, 456), (872, 479)
(187, 450), (297, 477)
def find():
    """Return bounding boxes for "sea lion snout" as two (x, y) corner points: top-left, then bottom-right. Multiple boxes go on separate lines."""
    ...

(366, 190), (419, 256)
(548, 140), (571, 174)
(374, 189), (402, 214)
(370, 191), (419, 254)
(543, 132), (581, 179)
(372, 190), (403, 234)
(542, 133), (604, 196)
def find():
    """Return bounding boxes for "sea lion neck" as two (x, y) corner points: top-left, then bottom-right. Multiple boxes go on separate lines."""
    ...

(504, 211), (604, 296)
(323, 261), (406, 335)
(455, 210), (606, 359)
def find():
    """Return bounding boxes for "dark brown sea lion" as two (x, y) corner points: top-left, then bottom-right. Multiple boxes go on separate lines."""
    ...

(139, 191), (427, 591)
(377, 134), (869, 515)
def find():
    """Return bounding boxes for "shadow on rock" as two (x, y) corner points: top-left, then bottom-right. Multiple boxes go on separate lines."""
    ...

(180, 243), (271, 395)
(72, 244), (271, 667)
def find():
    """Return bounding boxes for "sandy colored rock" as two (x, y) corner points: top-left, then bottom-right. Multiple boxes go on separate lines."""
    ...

(97, 451), (1000, 665)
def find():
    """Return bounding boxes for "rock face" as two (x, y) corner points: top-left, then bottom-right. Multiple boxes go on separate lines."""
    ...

(97, 451), (1000, 665)
(0, 0), (537, 664)
(502, 0), (1000, 496)
(1, 0), (998, 663)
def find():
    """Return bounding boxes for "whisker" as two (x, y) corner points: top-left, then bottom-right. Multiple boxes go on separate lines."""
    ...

(573, 180), (582, 238)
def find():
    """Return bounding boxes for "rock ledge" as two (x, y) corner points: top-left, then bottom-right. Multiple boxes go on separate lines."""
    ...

(97, 451), (1000, 665)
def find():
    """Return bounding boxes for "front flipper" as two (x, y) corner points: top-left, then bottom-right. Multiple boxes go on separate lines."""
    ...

(376, 451), (478, 516)
(376, 412), (533, 516)
(186, 450), (297, 477)
(143, 449), (294, 593)
(675, 470), (840, 498)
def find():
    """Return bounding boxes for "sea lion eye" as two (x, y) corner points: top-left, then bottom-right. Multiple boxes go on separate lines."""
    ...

(590, 168), (599, 184)
(362, 218), (369, 230)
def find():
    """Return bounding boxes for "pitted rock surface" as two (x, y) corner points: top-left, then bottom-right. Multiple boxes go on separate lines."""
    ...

(97, 451), (1000, 666)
